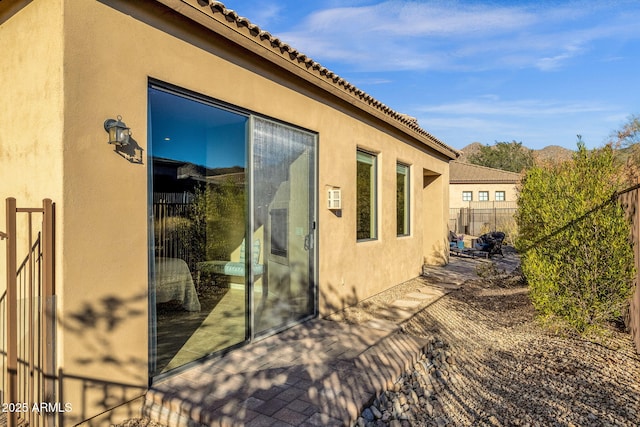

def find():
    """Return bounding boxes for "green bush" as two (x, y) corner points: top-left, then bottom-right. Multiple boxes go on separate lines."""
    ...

(516, 142), (635, 332)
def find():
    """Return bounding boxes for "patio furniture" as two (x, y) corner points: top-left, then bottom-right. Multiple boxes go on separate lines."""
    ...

(449, 230), (465, 250)
(450, 246), (489, 259)
(197, 239), (264, 286)
(475, 232), (505, 258)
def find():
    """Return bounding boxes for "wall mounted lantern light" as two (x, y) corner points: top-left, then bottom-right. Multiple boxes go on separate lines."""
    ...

(104, 115), (131, 146)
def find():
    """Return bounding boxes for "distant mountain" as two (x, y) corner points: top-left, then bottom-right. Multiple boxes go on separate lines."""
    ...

(457, 142), (483, 163)
(458, 142), (574, 166)
(613, 144), (637, 165)
(533, 145), (574, 163)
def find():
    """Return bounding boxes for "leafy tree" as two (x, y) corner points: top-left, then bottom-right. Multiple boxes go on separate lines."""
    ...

(188, 179), (246, 262)
(468, 140), (534, 173)
(608, 114), (640, 180)
(516, 142), (635, 332)
(610, 114), (640, 146)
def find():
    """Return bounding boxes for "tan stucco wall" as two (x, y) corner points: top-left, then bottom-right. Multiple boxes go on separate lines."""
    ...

(319, 132), (449, 313)
(449, 183), (518, 210)
(0, 0), (66, 417)
(58, 1), (154, 424)
(0, 0), (64, 258)
(3, 0), (451, 423)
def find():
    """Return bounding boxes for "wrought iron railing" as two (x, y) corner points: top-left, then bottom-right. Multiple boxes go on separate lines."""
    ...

(1, 198), (56, 427)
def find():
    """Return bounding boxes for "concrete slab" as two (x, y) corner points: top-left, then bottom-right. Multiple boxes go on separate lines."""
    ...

(391, 299), (421, 309)
(405, 292), (435, 300)
(362, 318), (398, 331)
(375, 306), (414, 320)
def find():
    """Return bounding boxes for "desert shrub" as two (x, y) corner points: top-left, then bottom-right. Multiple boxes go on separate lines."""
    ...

(515, 143), (635, 332)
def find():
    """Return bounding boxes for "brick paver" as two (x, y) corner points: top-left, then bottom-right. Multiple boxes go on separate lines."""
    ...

(142, 272), (459, 426)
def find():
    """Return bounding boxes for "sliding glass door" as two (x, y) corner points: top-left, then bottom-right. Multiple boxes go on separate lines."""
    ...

(148, 87), (249, 375)
(252, 117), (316, 336)
(148, 84), (316, 377)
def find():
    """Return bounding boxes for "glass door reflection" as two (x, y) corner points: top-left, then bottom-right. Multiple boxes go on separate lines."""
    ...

(149, 86), (317, 377)
(252, 117), (316, 335)
(149, 87), (248, 375)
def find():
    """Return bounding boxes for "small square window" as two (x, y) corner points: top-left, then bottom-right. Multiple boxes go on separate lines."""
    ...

(495, 191), (506, 201)
(462, 191), (472, 201)
(479, 191), (489, 201)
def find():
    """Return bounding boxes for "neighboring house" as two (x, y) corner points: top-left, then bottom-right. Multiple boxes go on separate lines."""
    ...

(0, 0), (459, 424)
(449, 161), (521, 235)
(449, 161), (521, 209)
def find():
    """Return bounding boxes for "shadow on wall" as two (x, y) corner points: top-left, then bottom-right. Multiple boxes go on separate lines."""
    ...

(56, 292), (149, 425)
(428, 239), (449, 267)
(112, 136), (145, 164)
(59, 264), (355, 424)
(55, 265), (428, 424)
(318, 277), (362, 319)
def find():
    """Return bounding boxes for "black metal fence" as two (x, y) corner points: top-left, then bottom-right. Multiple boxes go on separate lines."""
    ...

(449, 203), (517, 238)
(1, 198), (56, 427)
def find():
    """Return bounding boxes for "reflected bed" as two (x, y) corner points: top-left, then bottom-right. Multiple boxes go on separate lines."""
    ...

(155, 257), (201, 311)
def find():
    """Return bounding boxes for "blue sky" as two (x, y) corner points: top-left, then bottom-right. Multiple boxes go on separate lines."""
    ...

(221, 0), (640, 151)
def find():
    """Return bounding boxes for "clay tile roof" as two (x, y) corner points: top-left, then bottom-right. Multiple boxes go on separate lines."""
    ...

(449, 161), (522, 184)
(189, 0), (459, 160)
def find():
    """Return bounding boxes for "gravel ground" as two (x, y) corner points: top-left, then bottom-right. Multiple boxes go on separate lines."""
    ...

(356, 250), (640, 426)
(118, 249), (640, 426)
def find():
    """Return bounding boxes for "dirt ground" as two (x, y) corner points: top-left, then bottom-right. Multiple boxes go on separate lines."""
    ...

(396, 249), (640, 426)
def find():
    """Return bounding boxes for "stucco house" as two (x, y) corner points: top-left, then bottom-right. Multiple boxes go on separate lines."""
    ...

(0, 0), (458, 424)
(449, 161), (521, 236)
(449, 161), (521, 210)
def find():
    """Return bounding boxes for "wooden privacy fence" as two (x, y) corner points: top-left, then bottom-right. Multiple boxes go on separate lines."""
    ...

(153, 193), (200, 273)
(1, 198), (56, 427)
(619, 184), (640, 354)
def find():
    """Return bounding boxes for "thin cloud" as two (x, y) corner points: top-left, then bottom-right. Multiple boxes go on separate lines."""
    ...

(349, 77), (393, 85)
(275, 0), (640, 72)
(230, 3), (283, 28)
(417, 98), (615, 117)
(417, 97), (626, 149)
(421, 116), (519, 134)
(297, 1), (536, 37)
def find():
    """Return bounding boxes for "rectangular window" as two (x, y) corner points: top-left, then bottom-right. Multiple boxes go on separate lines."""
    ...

(495, 191), (506, 201)
(479, 191), (489, 201)
(357, 150), (377, 240)
(462, 191), (472, 202)
(396, 163), (409, 236)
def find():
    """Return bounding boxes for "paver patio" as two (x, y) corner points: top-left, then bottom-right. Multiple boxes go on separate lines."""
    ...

(143, 260), (476, 426)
